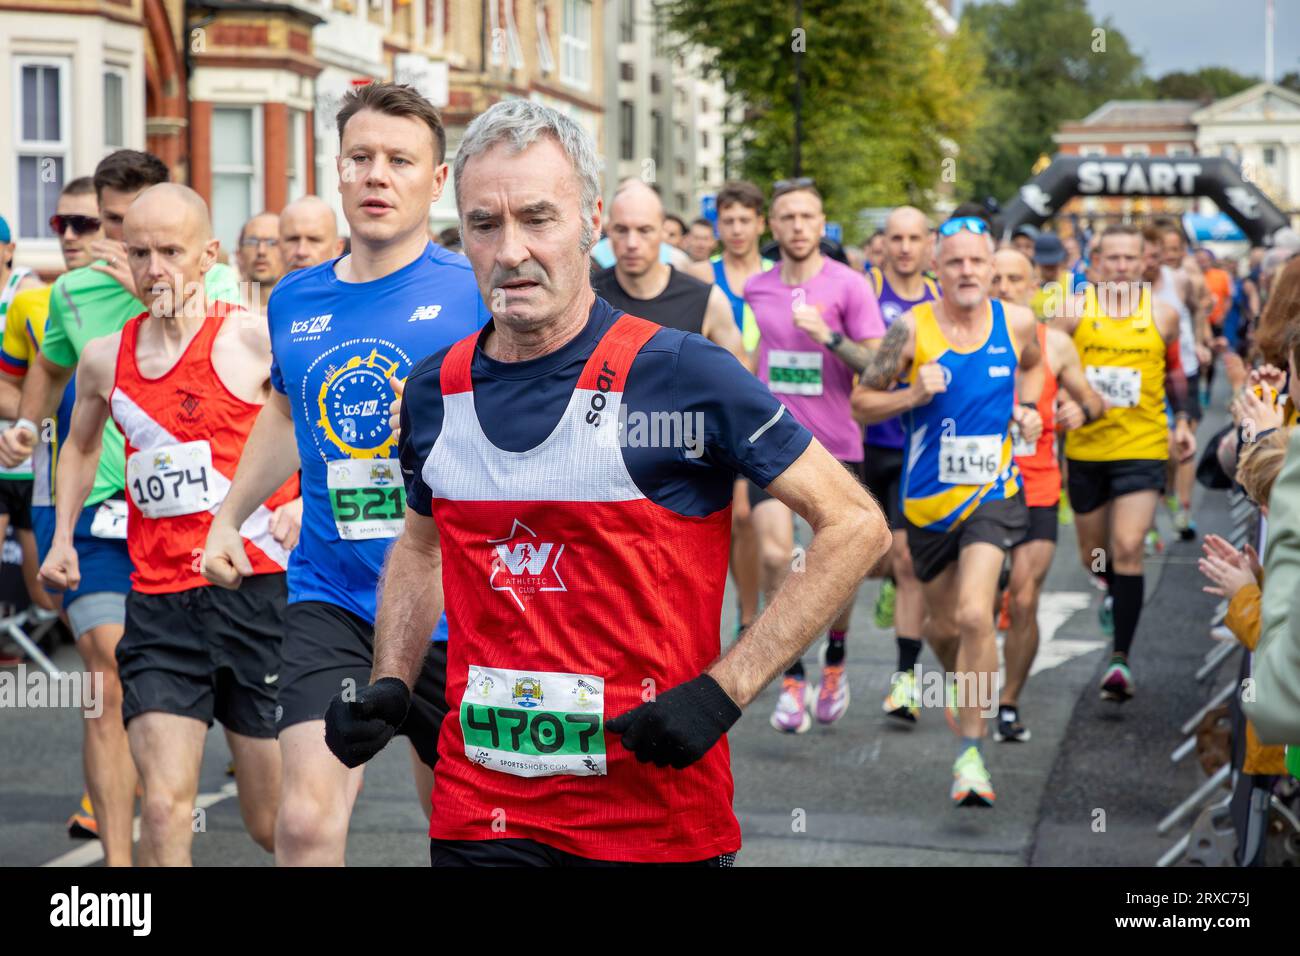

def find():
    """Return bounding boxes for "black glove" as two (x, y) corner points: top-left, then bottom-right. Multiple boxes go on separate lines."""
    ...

(324, 677), (411, 769)
(605, 674), (741, 769)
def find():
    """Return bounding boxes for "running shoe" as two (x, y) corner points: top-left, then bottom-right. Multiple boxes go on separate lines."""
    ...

(997, 589), (1011, 631)
(873, 578), (896, 629)
(944, 679), (960, 735)
(1144, 528), (1164, 556)
(1099, 659), (1135, 702)
(1173, 509), (1196, 541)
(66, 792), (98, 840)
(1098, 594), (1114, 638)
(882, 669), (920, 724)
(951, 746), (996, 808)
(769, 676), (812, 733)
(993, 708), (1031, 743)
(1165, 494), (1180, 518)
(814, 659), (850, 725)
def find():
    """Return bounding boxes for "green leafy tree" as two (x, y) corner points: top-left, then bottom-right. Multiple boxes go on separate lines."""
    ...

(960, 0), (1146, 203)
(658, 0), (988, 242)
(1152, 67), (1257, 101)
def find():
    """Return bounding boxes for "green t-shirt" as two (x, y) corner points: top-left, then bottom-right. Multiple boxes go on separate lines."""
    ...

(43, 262), (241, 506)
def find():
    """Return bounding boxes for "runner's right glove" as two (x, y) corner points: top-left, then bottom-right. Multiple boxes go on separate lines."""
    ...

(324, 677), (411, 768)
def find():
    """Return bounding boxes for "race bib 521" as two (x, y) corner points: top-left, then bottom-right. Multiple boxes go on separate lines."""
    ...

(326, 458), (405, 540)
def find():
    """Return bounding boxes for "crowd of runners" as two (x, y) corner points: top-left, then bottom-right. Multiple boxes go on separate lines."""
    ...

(2, 80), (1299, 866)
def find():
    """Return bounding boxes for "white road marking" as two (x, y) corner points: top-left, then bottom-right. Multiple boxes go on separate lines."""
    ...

(41, 781), (239, 867)
(996, 591), (1104, 676)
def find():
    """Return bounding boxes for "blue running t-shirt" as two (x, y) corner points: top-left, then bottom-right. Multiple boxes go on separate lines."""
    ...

(269, 242), (491, 631)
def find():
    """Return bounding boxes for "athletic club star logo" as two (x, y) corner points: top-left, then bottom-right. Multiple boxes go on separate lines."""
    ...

(487, 519), (566, 611)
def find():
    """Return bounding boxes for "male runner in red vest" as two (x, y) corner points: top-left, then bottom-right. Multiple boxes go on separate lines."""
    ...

(326, 99), (890, 865)
(41, 184), (300, 864)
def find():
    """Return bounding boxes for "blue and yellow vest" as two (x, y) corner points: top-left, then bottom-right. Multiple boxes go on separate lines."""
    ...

(711, 254), (774, 352)
(901, 299), (1022, 532)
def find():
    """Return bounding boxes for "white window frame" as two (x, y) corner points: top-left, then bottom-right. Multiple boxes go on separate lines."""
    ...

(210, 105), (263, 253)
(560, 0), (591, 90)
(287, 108), (308, 202)
(502, 0), (524, 70)
(13, 56), (71, 244)
(1167, 144), (1194, 158)
(1121, 144), (1150, 158)
(1077, 145), (1106, 158)
(536, 6), (555, 74)
(103, 64), (130, 153)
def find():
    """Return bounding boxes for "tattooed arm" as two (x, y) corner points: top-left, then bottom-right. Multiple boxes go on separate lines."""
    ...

(857, 316), (915, 390)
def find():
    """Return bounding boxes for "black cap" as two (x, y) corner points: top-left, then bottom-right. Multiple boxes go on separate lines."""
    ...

(1034, 233), (1066, 265)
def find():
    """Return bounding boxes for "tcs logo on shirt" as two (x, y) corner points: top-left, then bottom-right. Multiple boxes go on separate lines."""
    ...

(300, 337), (412, 461)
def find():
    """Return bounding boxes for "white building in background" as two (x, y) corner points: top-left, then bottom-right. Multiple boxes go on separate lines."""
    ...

(602, 0), (726, 223)
(1193, 83), (1300, 215)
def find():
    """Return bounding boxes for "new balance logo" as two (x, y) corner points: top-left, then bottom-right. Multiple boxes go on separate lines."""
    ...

(409, 304), (442, 322)
(290, 314), (332, 338)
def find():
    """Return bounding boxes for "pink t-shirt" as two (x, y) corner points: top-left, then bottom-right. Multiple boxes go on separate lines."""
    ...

(744, 257), (884, 461)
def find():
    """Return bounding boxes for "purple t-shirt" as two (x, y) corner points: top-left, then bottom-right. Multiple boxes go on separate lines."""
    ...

(745, 257), (885, 461)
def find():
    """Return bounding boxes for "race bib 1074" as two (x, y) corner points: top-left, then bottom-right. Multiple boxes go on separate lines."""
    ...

(460, 665), (606, 778)
(126, 441), (215, 519)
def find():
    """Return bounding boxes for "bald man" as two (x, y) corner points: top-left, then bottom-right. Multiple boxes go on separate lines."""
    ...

(990, 248), (1103, 740)
(591, 180), (745, 361)
(856, 206), (938, 725)
(236, 211), (284, 314)
(279, 196), (345, 272)
(43, 184), (302, 865)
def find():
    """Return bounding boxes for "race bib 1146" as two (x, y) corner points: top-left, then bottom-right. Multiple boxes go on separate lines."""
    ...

(460, 665), (606, 778)
(938, 433), (1003, 485)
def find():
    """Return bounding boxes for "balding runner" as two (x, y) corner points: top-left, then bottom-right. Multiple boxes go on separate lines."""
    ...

(325, 99), (889, 866)
(746, 180), (885, 734)
(853, 205), (938, 723)
(590, 180), (743, 358)
(236, 212), (284, 315)
(279, 196), (345, 273)
(854, 216), (1045, 806)
(41, 185), (300, 864)
(1054, 224), (1195, 702)
(0, 149), (242, 864)
(991, 248), (1104, 742)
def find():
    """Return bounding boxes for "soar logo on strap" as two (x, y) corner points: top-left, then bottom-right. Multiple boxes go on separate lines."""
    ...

(300, 337), (412, 461)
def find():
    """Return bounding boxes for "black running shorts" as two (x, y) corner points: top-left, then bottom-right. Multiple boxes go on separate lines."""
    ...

(118, 573), (287, 737)
(905, 495), (1029, 584)
(1016, 504), (1059, 546)
(861, 446), (905, 530)
(276, 599), (448, 769)
(430, 837), (736, 867)
(1065, 458), (1167, 516)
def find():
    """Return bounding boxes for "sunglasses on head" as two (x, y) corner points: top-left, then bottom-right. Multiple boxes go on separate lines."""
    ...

(49, 214), (102, 236)
(772, 177), (816, 197)
(937, 216), (991, 238)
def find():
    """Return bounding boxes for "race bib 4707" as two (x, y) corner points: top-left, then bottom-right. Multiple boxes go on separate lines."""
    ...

(460, 665), (606, 778)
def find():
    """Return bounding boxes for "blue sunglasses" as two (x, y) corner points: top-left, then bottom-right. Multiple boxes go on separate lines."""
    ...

(938, 216), (991, 238)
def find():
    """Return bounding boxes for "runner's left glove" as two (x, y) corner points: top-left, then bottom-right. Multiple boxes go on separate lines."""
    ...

(324, 677), (411, 768)
(606, 674), (741, 769)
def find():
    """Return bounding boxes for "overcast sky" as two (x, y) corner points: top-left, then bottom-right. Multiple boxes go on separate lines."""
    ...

(952, 0), (1299, 79)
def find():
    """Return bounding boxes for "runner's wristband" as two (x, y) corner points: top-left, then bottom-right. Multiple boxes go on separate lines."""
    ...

(14, 418), (37, 438)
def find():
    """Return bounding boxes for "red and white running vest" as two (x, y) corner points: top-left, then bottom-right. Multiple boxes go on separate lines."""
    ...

(425, 314), (740, 862)
(109, 305), (299, 594)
